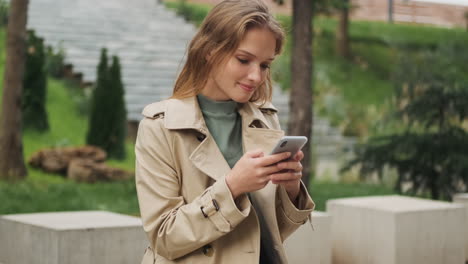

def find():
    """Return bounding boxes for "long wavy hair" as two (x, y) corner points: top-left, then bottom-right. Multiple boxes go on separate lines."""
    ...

(171, 0), (285, 104)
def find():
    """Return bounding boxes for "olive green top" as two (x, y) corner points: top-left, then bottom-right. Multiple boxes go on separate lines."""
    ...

(197, 94), (243, 168)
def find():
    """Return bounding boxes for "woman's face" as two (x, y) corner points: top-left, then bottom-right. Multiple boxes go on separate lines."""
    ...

(202, 27), (277, 103)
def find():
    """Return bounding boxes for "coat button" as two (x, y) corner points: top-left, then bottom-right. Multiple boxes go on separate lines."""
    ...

(202, 244), (213, 257)
(196, 134), (206, 142)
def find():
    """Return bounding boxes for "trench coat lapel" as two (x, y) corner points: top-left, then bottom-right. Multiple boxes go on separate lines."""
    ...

(239, 102), (285, 154)
(165, 97), (231, 181)
(189, 135), (231, 181)
(164, 97), (284, 182)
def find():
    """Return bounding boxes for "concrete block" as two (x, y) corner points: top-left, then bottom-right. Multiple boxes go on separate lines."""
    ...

(284, 211), (332, 264)
(0, 211), (148, 264)
(326, 195), (465, 264)
(453, 193), (468, 261)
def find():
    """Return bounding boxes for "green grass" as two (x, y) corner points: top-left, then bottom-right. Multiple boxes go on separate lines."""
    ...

(0, 26), (139, 215)
(0, 177), (138, 215)
(310, 181), (395, 211)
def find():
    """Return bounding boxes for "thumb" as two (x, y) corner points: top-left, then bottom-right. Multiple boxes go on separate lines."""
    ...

(247, 149), (264, 158)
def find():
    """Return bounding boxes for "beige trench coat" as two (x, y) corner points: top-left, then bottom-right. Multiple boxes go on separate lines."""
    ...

(135, 96), (315, 264)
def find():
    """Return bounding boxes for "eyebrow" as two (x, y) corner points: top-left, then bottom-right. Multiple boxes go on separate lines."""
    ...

(237, 49), (275, 61)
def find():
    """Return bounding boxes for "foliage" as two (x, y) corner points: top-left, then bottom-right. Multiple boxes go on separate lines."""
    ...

(172, 0), (211, 26)
(272, 0), (351, 14)
(343, 42), (468, 200)
(106, 56), (127, 159)
(45, 43), (66, 78)
(22, 30), (49, 132)
(0, 0), (7, 27)
(86, 49), (127, 159)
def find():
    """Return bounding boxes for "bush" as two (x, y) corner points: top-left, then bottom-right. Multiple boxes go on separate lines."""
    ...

(22, 30), (49, 132)
(86, 49), (127, 160)
(45, 43), (66, 78)
(343, 42), (468, 200)
(0, 0), (8, 27)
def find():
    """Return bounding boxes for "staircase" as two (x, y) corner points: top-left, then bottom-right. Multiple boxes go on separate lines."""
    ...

(27, 0), (195, 121)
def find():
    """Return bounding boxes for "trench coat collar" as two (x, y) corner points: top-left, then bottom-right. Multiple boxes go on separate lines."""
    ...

(163, 96), (282, 182)
(164, 96), (277, 132)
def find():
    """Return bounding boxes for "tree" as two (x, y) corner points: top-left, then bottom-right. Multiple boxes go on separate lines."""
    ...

(287, 0), (314, 186)
(272, 0), (354, 186)
(335, 0), (351, 59)
(22, 30), (49, 131)
(86, 49), (127, 159)
(343, 43), (468, 200)
(106, 56), (127, 159)
(0, 0), (29, 180)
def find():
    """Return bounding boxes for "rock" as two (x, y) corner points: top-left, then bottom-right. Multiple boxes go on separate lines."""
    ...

(67, 159), (133, 183)
(28, 145), (107, 175)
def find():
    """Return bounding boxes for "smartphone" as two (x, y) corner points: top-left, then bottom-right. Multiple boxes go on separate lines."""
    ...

(270, 136), (308, 158)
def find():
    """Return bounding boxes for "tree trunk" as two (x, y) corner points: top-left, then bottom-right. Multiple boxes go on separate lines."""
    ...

(0, 0), (29, 181)
(288, 0), (313, 188)
(336, 0), (351, 59)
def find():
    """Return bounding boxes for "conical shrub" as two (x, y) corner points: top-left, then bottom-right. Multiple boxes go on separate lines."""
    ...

(86, 48), (127, 159)
(22, 30), (49, 132)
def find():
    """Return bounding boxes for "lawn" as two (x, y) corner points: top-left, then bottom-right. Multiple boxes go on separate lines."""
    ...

(0, 26), (139, 215)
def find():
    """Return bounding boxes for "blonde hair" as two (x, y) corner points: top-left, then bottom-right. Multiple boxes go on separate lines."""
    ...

(172, 0), (285, 104)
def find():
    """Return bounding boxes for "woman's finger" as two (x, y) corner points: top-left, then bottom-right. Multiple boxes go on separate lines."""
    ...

(270, 171), (302, 182)
(293, 150), (304, 161)
(257, 152), (291, 167)
(277, 161), (303, 172)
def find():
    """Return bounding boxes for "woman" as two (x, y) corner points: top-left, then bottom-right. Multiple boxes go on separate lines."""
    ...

(135, 0), (315, 263)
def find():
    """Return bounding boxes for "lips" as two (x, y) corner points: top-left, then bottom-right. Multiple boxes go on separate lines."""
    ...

(238, 83), (255, 92)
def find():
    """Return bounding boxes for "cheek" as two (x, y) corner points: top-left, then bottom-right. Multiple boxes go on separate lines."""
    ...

(225, 60), (247, 78)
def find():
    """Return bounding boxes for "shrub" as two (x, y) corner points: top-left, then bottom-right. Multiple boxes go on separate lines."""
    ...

(45, 43), (66, 78)
(0, 0), (8, 27)
(343, 42), (468, 200)
(22, 30), (49, 132)
(86, 48), (127, 159)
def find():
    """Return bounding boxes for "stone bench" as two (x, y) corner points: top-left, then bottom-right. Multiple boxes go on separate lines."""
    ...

(453, 193), (468, 262)
(326, 195), (465, 264)
(284, 211), (332, 264)
(0, 211), (148, 264)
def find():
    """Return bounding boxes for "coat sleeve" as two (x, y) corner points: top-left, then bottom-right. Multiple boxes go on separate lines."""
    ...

(135, 117), (251, 260)
(260, 105), (315, 241)
(275, 182), (315, 242)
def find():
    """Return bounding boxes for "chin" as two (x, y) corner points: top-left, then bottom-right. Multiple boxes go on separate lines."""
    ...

(232, 95), (252, 103)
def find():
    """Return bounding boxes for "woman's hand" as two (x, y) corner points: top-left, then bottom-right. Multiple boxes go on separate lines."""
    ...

(271, 150), (304, 203)
(225, 149), (291, 199)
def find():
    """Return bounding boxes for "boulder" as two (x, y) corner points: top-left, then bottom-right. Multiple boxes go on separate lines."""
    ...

(28, 145), (107, 174)
(67, 159), (133, 183)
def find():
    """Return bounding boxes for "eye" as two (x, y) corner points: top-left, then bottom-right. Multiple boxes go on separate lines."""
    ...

(260, 64), (270, 70)
(237, 58), (249, 64)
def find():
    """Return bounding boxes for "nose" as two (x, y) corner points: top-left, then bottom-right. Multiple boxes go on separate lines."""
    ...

(247, 64), (262, 84)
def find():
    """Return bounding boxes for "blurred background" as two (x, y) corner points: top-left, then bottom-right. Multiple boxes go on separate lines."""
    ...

(0, 0), (467, 214)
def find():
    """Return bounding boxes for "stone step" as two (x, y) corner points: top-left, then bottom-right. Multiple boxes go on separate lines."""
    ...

(327, 196), (465, 264)
(0, 211), (148, 264)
